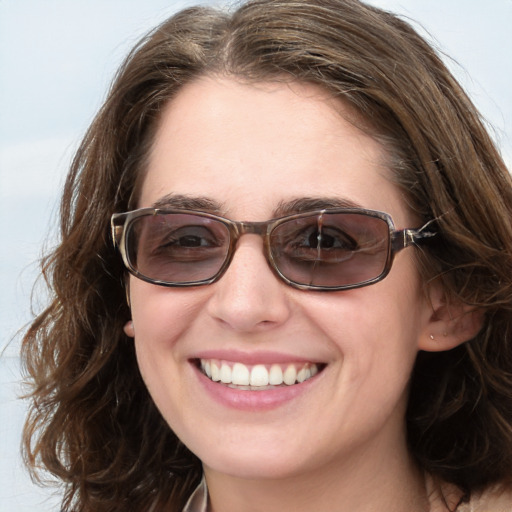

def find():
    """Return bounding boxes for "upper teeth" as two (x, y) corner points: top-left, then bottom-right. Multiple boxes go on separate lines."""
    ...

(200, 359), (319, 387)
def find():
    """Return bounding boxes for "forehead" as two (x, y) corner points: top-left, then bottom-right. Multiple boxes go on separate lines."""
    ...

(140, 76), (408, 224)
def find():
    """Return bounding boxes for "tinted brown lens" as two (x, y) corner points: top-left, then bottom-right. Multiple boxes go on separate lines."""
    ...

(126, 213), (230, 283)
(270, 212), (390, 287)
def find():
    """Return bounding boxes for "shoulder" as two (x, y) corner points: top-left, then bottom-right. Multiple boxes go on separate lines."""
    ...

(458, 484), (512, 512)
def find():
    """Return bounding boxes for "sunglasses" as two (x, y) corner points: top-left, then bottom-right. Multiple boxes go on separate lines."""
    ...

(111, 208), (436, 291)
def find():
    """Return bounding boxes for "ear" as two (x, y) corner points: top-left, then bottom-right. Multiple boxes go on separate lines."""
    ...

(122, 277), (135, 338)
(124, 320), (135, 338)
(418, 281), (484, 352)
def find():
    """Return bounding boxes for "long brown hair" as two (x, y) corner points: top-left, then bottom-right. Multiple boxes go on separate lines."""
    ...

(22, 1), (512, 510)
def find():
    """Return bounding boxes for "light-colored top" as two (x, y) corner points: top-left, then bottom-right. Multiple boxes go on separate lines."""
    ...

(457, 487), (512, 512)
(182, 476), (512, 512)
(182, 477), (208, 512)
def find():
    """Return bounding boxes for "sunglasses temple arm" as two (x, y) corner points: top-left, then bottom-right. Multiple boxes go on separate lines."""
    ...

(110, 216), (124, 249)
(392, 219), (437, 251)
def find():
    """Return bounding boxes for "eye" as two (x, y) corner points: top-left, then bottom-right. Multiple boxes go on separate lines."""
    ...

(274, 222), (359, 264)
(161, 225), (220, 248)
(134, 217), (229, 265)
(301, 226), (357, 251)
(148, 225), (226, 263)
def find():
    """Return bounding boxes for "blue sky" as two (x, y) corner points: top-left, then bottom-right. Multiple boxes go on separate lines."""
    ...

(1, 1), (510, 510)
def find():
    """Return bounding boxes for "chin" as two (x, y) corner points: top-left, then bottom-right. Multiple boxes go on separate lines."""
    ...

(193, 434), (328, 481)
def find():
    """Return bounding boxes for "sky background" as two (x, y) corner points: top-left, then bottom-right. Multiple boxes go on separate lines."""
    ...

(1, 1), (511, 510)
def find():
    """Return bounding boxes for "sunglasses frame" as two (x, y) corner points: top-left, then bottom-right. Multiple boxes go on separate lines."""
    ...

(111, 207), (436, 291)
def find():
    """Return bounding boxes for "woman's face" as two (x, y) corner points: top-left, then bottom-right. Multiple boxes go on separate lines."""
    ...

(127, 77), (435, 481)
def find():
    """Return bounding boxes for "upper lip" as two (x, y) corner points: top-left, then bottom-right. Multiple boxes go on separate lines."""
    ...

(189, 349), (326, 365)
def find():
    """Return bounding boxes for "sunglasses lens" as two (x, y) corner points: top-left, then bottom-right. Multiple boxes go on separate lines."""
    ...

(126, 213), (230, 284)
(270, 212), (390, 288)
(121, 210), (392, 289)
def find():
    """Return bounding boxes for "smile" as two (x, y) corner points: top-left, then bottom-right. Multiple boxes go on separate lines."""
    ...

(198, 359), (321, 389)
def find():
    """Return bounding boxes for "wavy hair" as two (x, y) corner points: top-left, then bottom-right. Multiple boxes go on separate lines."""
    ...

(22, 0), (512, 510)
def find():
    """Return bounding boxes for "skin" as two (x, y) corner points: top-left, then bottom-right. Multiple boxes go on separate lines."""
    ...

(125, 76), (467, 511)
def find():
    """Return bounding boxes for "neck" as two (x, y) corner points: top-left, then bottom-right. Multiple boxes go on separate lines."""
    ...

(204, 440), (431, 512)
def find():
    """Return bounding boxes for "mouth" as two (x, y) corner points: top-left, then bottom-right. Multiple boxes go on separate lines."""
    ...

(196, 359), (325, 390)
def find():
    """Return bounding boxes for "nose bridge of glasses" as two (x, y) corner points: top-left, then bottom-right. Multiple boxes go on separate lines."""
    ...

(222, 220), (279, 284)
(229, 220), (274, 266)
(235, 220), (271, 237)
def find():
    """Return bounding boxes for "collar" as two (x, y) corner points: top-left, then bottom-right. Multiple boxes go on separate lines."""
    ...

(182, 476), (208, 512)
(182, 473), (512, 512)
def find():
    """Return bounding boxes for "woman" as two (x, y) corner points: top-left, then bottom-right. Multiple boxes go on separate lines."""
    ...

(22, 0), (512, 511)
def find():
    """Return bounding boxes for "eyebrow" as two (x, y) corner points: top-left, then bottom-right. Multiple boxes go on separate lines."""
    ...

(152, 194), (225, 213)
(151, 193), (363, 218)
(274, 197), (363, 217)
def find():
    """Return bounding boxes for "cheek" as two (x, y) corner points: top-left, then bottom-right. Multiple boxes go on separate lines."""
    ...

(128, 281), (209, 400)
(129, 280), (207, 346)
(304, 267), (426, 384)
(310, 290), (422, 347)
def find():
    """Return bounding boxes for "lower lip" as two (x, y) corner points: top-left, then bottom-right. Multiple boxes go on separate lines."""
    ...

(191, 363), (321, 411)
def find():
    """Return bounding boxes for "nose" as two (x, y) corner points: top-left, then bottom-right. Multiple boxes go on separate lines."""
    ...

(206, 235), (292, 332)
